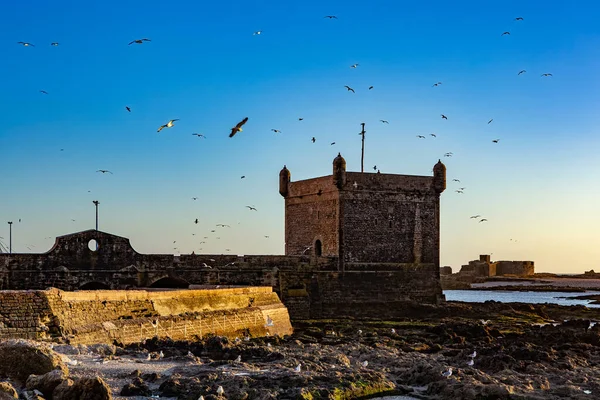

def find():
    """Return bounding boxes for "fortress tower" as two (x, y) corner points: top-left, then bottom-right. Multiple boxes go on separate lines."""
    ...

(279, 154), (446, 271)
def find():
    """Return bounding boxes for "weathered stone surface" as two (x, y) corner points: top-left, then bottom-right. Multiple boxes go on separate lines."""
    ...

(26, 369), (69, 398)
(0, 382), (18, 399)
(53, 377), (111, 400)
(0, 339), (67, 383)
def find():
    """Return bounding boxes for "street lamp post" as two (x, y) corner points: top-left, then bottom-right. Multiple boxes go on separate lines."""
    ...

(93, 201), (99, 231)
(7, 221), (12, 254)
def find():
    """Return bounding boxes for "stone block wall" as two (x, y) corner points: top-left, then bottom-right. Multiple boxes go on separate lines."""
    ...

(496, 261), (535, 276)
(0, 288), (293, 345)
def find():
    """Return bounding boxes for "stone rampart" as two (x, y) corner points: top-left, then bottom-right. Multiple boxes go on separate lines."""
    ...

(0, 287), (292, 345)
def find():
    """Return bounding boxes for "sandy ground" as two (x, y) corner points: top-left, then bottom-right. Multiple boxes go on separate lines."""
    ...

(473, 278), (600, 289)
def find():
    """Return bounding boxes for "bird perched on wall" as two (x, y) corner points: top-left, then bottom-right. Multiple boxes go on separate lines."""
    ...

(361, 360), (368, 367)
(229, 117), (248, 137)
(442, 367), (453, 378)
(235, 355), (242, 362)
(266, 316), (274, 327)
(216, 386), (224, 395)
(157, 119), (179, 132)
(344, 85), (355, 93)
(128, 38), (151, 45)
(294, 364), (302, 372)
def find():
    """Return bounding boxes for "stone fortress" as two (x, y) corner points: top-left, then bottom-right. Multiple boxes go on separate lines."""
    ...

(0, 154), (447, 342)
(441, 255), (535, 277)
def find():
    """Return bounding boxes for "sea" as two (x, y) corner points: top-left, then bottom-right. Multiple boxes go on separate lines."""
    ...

(444, 290), (600, 307)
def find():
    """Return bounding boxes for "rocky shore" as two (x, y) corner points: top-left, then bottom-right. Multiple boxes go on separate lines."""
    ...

(2, 300), (600, 399)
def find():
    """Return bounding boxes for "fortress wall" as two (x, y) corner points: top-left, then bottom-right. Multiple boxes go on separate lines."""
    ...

(0, 288), (293, 345)
(496, 261), (535, 276)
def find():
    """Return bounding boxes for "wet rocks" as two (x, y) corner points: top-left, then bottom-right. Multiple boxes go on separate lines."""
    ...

(0, 340), (67, 383)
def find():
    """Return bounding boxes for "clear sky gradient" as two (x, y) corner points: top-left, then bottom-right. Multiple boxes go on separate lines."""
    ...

(1, 0), (599, 273)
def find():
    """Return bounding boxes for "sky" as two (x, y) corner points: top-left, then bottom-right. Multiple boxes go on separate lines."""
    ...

(1, 0), (599, 273)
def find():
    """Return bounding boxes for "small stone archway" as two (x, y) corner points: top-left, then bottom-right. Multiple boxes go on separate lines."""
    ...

(79, 281), (110, 290)
(314, 239), (322, 257)
(149, 276), (190, 289)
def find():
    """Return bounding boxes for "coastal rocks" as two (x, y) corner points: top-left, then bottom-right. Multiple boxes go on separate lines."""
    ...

(53, 376), (112, 400)
(25, 369), (69, 398)
(0, 340), (67, 382)
(0, 382), (18, 399)
(120, 377), (151, 397)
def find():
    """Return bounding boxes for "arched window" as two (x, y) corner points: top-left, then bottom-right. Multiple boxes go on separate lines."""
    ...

(79, 281), (110, 290)
(314, 240), (322, 257)
(149, 277), (190, 289)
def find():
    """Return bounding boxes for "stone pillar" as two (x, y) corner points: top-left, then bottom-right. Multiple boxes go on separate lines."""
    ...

(413, 203), (422, 264)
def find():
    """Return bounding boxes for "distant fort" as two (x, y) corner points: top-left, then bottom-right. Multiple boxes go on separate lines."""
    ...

(0, 154), (447, 320)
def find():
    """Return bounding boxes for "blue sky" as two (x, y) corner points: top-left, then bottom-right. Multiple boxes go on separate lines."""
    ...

(1, 0), (599, 273)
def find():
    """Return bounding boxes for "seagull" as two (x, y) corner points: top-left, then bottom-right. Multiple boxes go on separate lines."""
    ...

(442, 368), (453, 378)
(324, 15), (338, 19)
(235, 355), (241, 362)
(192, 197), (198, 200)
(229, 117), (249, 137)
(416, 135), (425, 139)
(311, 137), (316, 143)
(373, 166), (377, 171)
(380, 120), (389, 124)
(432, 82), (442, 87)
(216, 224), (230, 227)
(479, 219), (488, 223)
(492, 139), (499, 143)
(452, 179), (460, 182)
(192, 133), (206, 138)
(459, 187), (466, 190)
(469, 350), (477, 358)
(430, 133), (437, 137)
(157, 119), (179, 132)
(96, 170), (113, 174)
(50, 42), (59, 46)
(344, 86), (355, 93)
(246, 206), (257, 211)
(583, 389), (592, 394)
(216, 386), (224, 395)
(39, 90), (48, 94)
(264, 235), (269, 238)
(518, 70), (526, 75)
(361, 361), (368, 367)
(298, 117), (304, 121)
(515, 17), (524, 21)
(17, 42), (34, 47)
(266, 316), (274, 327)
(194, 219), (199, 224)
(358, 329), (362, 335)
(125, 106), (131, 112)
(470, 215), (481, 219)
(253, 31), (262, 35)
(455, 190), (464, 194)
(501, 31), (510, 36)
(294, 364), (302, 372)
(444, 152), (453, 157)
(128, 38), (151, 45)
(241, 176), (245, 179)
(467, 359), (474, 366)
(541, 73), (553, 77)
(441, 114), (448, 120)
(391, 328), (396, 334)
(480, 319), (490, 325)
(369, 86), (374, 90)
(330, 142), (335, 145)
(350, 63), (359, 68)
(271, 129), (281, 133)
(488, 119), (493, 124)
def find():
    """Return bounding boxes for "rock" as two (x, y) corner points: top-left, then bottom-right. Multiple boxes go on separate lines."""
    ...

(51, 345), (80, 356)
(0, 382), (18, 399)
(87, 344), (116, 356)
(21, 390), (45, 400)
(159, 377), (187, 397)
(26, 369), (69, 398)
(0, 339), (68, 383)
(53, 377), (112, 400)
(120, 378), (150, 396)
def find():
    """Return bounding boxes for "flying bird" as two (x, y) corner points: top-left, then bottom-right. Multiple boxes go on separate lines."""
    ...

(459, 187), (466, 190)
(430, 133), (437, 137)
(271, 129), (281, 133)
(241, 175), (245, 179)
(125, 106), (131, 112)
(373, 166), (377, 171)
(298, 118), (304, 121)
(17, 42), (34, 47)
(452, 179), (460, 182)
(192, 197), (198, 200)
(518, 70), (526, 75)
(157, 119), (179, 132)
(432, 82), (442, 87)
(479, 219), (488, 223)
(216, 224), (230, 228)
(501, 31), (510, 36)
(368, 86), (374, 90)
(541, 73), (553, 77)
(324, 15), (338, 19)
(50, 42), (59, 46)
(192, 133), (206, 138)
(330, 142), (336, 145)
(416, 135), (425, 139)
(253, 31), (262, 35)
(344, 86), (355, 93)
(39, 90), (48, 94)
(311, 137), (316, 143)
(444, 152), (453, 157)
(380, 120), (389, 124)
(96, 170), (113, 174)
(515, 17), (524, 21)
(246, 206), (257, 211)
(492, 139), (500, 143)
(350, 64), (359, 68)
(128, 38), (151, 45)
(441, 114), (448, 120)
(194, 218), (199, 224)
(229, 117), (249, 137)
(455, 190), (464, 194)
(470, 215), (481, 219)
(488, 119), (493, 124)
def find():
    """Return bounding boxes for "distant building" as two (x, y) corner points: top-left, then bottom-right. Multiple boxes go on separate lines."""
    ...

(457, 255), (534, 277)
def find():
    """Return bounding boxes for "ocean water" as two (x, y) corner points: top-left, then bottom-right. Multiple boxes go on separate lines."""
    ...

(444, 290), (600, 307)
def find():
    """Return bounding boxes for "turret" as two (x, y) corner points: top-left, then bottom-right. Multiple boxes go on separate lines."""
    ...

(433, 159), (446, 193)
(279, 165), (290, 197)
(332, 153), (346, 189)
